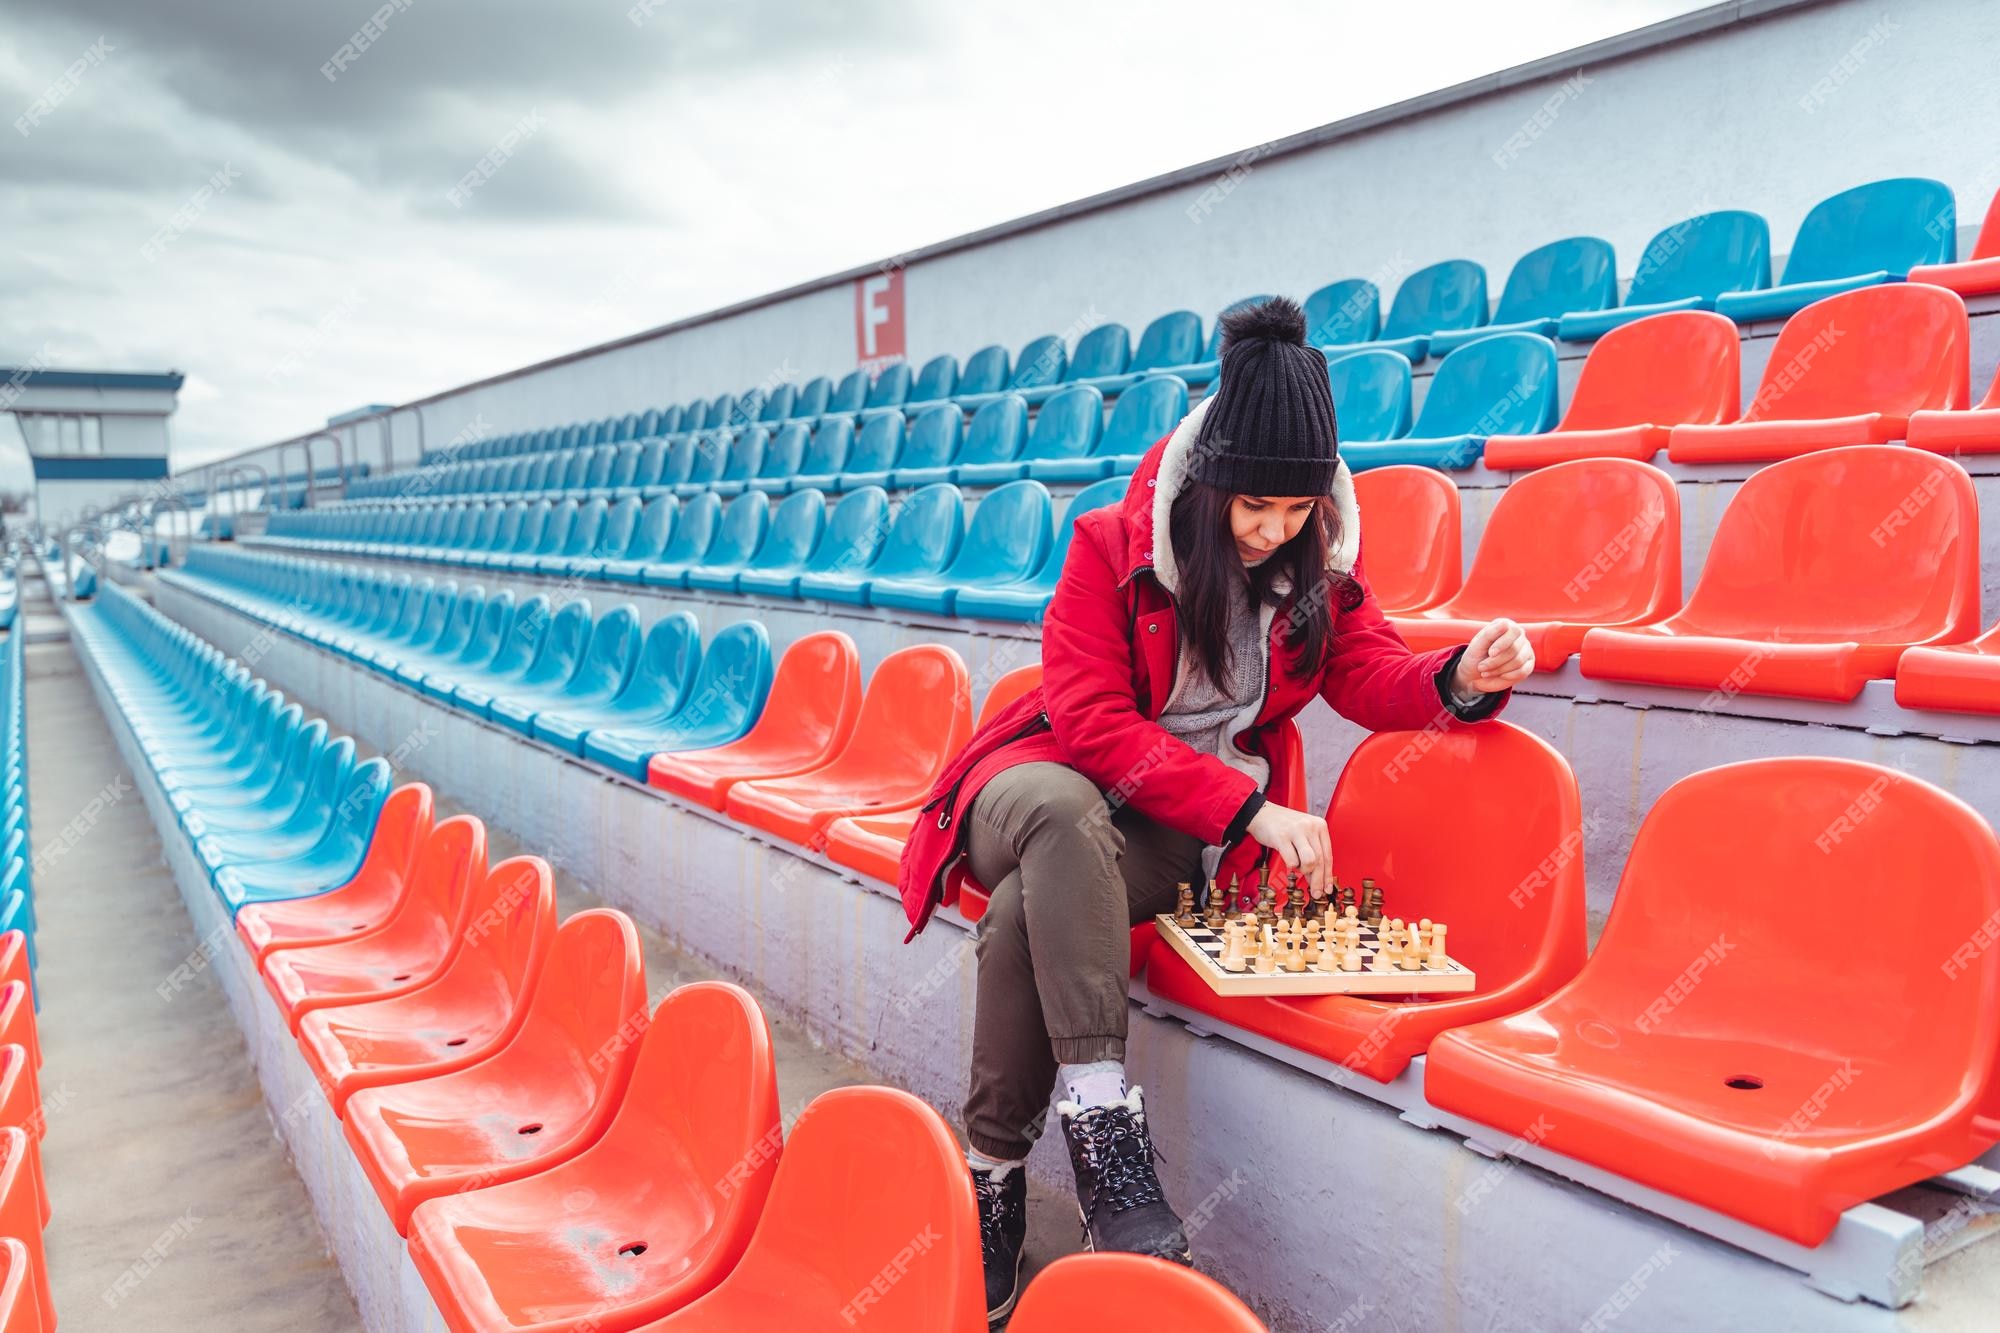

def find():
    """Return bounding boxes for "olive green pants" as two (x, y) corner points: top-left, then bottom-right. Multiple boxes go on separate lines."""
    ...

(962, 761), (1205, 1160)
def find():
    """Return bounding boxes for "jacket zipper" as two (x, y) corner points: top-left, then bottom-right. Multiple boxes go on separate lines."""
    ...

(924, 709), (1051, 830)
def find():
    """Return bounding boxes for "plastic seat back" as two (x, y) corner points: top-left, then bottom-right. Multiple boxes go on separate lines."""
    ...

(486, 595), (553, 678)
(1451, 459), (1680, 622)
(430, 587), (486, 659)
(812, 644), (971, 793)
(865, 362), (911, 410)
(758, 384), (796, 424)
(958, 344), (1010, 396)
(1494, 236), (1617, 322)
(622, 495), (677, 562)
(1127, 310), (1202, 371)
(704, 393), (733, 429)
(905, 355), (958, 406)
(598, 496), (642, 558)
(840, 413), (899, 474)
(657, 435), (698, 488)
(631, 440), (668, 490)
(1330, 720), (1585, 996)
(745, 490), (826, 572)
(682, 432), (732, 489)
(944, 481), (1051, 585)
(510, 502), (552, 557)
(790, 376), (831, 419)
(898, 406), (961, 472)
(657, 492), (722, 565)
(1329, 350), (1413, 442)
(581, 445), (616, 493)
(756, 423), (809, 483)
(1585, 757), (2000, 1114)
(1065, 323), (1130, 382)
(799, 418), (857, 477)
(1411, 333), (1558, 437)
(1779, 176), (1957, 283)
(717, 428), (767, 485)
(805, 488), (892, 576)
(955, 396), (1028, 468)
(1304, 278), (1380, 346)
(567, 605), (642, 700)
(865, 484), (963, 580)
(660, 621), (775, 747)
(1671, 446), (1979, 641)
(977, 664), (1043, 726)
(616, 611), (702, 716)
(1009, 1254), (1266, 1331)
(1021, 385), (1102, 464)
(827, 369), (869, 415)
(1738, 285), (1968, 423)
(1557, 310), (1740, 431)
(1351, 466), (1461, 613)
(703, 492), (770, 568)
(1382, 259), (1487, 340)
(455, 590), (514, 668)
(676, 1085), (981, 1330)
(1628, 211), (1774, 305)
(1099, 376), (1186, 458)
(518, 600), (593, 690)
(1008, 335), (1066, 391)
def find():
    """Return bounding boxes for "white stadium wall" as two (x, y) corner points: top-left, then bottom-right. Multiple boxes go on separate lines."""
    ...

(202, 0), (2000, 481)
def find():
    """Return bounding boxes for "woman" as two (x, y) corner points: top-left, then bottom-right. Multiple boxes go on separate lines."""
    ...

(896, 297), (1533, 1321)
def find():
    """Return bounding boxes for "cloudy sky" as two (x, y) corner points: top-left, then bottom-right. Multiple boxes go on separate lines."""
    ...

(0, 0), (1711, 486)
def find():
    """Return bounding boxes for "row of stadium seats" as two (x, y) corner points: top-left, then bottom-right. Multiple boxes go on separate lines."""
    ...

(149, 552), (2000, 1251)
(239, 438), (2000, 710)
(385, 176), (2000, 483)
(324, 284), (2000, 523)
(0, 627), (49, 1333)
(73, 583), (1266, 1329)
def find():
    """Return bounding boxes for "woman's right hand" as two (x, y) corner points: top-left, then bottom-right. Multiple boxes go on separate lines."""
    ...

(1246, 801), (1333, 899)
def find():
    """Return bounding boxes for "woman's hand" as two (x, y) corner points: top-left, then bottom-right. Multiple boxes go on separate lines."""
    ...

(1452, 618), (1535, 695)
(1246, 801), (1332, 899)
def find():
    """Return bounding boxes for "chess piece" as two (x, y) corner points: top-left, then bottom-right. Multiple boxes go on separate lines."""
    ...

(1254, 863), (1278, 926)
(1428, 922), (1448, 968)
(1203, 877), (1226, 928)
(1362, 879), (1384, 928)
(1221, 922), (1247, 972)
(1284, 935), (1306, 972)
(1254, 925), (1278, 974)
(1175, 882), (1197, 927)
(1341, 947), (1363, 972)
(1338, 883), (1357, 918)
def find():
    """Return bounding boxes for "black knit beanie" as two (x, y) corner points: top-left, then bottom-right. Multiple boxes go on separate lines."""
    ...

(1190, 296), (1339, 495)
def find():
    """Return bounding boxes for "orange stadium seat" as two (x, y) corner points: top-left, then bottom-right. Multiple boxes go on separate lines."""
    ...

(1425, 757), (2000, 1246)
(634, 1086), (985, 1332)
(725, 645), (973, 851)
(1907, 184), (2000, 297)
(1349, 466), (1461, 614)
(1893, 619), (2000, 716)
(235, 782), (434, 961)
(408, 981), (781, 1333)
(822, 664), (1042, 884)
(260, 815), (487, 1033)
(0, 984), (37, 1080)
(0, 1048), (45, 1231)
(1146, 721), (1586, 1082)
(0, 1237), (36, 1333)
(344, 909), (649, 1235)
(0, 1131), (47, 1333)
(648, 631), (864, 810)
(296, 856), (555, 1114)
(1389, 458), (1680, 668)
(1666, 284), (1969, 463)
(1908, 359), (2000, 456)
(1483, 310), (1741, 469)
(1580, 447), (1980, 701)
(1008, 1254), (1267, 1331)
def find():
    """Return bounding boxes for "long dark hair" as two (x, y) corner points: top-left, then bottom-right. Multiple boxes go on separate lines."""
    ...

(1167, 480), (1362, 691)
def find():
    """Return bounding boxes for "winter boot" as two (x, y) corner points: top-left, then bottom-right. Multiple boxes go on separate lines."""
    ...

(1056, 1085), (1193, 1264)
(972, 1161), (1027, 1323)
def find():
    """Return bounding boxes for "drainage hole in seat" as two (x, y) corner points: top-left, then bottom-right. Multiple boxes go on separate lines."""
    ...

(1724, 1074), (1764, 1090)
(518, 1123), (543, 1135)
(619, 1242), (648, 1258)
(446, 1037), (468, 1047)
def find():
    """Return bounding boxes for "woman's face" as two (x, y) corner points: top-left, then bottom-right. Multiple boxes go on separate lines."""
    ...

(1228, 494), (1316, 566)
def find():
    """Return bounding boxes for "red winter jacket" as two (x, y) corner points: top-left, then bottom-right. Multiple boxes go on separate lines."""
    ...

(896, 396), (1511, 939)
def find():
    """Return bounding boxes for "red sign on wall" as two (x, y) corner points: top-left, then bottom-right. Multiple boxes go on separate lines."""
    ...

(854, 269), (906, 376)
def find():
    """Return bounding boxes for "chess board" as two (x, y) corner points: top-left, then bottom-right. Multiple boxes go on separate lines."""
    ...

(1153, 914), (1477, 997)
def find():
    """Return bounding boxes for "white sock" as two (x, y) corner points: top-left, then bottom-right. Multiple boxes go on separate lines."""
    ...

(966, 1146), (1022, 1177)
(1058, 1059), (1128, 1110)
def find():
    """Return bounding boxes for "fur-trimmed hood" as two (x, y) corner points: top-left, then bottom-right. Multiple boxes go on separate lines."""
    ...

(1114, 394), (1363, 597)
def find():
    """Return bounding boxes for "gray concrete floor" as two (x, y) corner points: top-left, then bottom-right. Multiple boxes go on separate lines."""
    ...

(29, 571), (1081, 1329)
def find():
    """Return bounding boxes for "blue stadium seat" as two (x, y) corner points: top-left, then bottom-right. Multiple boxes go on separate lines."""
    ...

(672, 431), (733, 497)
(534, 611), (702, 756)
(729, 490), (826, 595)
(603, 497), (677, 584)
(955, 334), (1066, 411)
(957, 386), (1100, 485)
(1326, 260), (1488, 363)
(953, 344), (1010, 399)
(684, 492), (772, 592)
(1329, 349), (1414, 443)
(868, 479), (1054, 616)
(640, 492), (722, 588)
(885, 401), (971, 488)
(559, 496), (642, 578)
(214, 756), (393, 913)
(1078, 311), (1203, 397)
(790, 377), (832, 420)
(530, 498), (607, 576)
(784, 418), (858, 493)
(757, 384), (797, 425)
(1429, 236), (1616, 356)
(448, 595), (552, 710)
(903, 354), (959, 411)
(798, 483), (963, 606)
(824, 370), (870, 419)
(1304, 279), (1381, 349)
(1716, 177), (1956, 323)
(417, 591), (516, 701)
(1337, 332), (1559, 470)
(737, 487), (891, 600)
(456, 598), (589, 719)
(1038, 374), (1187, 480)
(744, 423), (811, 495)
(495, 604), (639, 738)
(707, 427), (769, 499)
(865, 362), (912, 412)
(1021, 324), (1129, 407)
(1152, 294), (1274, 386)
(583, 621), (774, 779)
